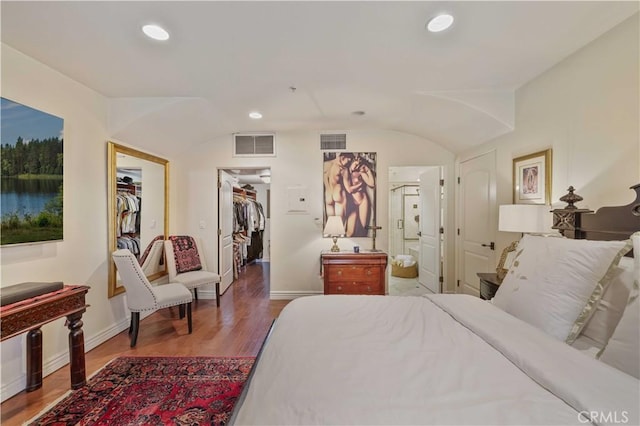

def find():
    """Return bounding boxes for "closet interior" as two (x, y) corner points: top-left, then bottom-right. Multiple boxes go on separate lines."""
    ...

(224, 168), (270, 283)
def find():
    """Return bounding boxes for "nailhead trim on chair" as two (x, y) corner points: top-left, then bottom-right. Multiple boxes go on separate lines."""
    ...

(117, 252), (160, 306)
(113, 251), (192, 311)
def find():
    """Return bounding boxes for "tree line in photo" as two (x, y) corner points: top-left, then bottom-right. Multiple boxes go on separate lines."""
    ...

(1, 136), (63, 245)
(1, 136), (63, 177)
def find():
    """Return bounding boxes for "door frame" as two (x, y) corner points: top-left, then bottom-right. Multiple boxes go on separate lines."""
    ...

(388, 165), (447, 292)
(217, 166), (271, 296)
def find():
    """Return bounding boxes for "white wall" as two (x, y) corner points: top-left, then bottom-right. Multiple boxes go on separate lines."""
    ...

(172, 130), (456, 297)
(0, 45), (173, 400)
(457, 14), (640, 260)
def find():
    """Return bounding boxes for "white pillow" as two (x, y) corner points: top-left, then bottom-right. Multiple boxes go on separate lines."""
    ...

(492, 234), (631, 342)
(577, 257), (634, 348)
(599, 232), (640, 378)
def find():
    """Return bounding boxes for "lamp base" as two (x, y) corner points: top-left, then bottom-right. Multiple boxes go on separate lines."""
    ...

(330, 236), (340, 252)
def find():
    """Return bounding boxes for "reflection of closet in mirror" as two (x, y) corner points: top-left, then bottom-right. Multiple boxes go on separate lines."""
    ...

(108, 142), (169, 298)
(116, 167), (142, 257)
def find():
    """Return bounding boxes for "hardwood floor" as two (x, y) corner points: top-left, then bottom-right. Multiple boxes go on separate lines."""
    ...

(1, 262), (288, 425)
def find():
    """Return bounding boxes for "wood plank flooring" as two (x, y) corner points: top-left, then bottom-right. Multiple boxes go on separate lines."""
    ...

(1, 262), (288, 425)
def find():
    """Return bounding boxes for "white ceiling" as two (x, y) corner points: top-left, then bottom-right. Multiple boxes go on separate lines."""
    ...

(2, 1), (638, 157)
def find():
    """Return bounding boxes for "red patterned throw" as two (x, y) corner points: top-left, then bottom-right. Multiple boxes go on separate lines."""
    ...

(28, 356), (254, 426)
(170, 235), (203, 273)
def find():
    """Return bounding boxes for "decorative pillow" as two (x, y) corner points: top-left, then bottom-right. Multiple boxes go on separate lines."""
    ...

(598, 232), (640, 378)
(169, 236), (203, 274)
(492, 234), (631, 342)
(576, 257), (634, 348)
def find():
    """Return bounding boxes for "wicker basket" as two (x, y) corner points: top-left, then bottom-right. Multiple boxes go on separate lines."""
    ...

(391, 262), (418, 278)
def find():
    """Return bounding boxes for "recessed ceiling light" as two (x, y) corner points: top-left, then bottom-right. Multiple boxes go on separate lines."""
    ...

(249, 112), (263, 119)
(142, 24), (170, 41)
(426, 14), (454, 33)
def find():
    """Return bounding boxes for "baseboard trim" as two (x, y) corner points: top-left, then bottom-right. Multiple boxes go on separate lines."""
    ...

(269, 291), (322, 300)
(1, 375), (25, 402)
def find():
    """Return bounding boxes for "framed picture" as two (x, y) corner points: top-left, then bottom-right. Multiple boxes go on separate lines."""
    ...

(1, 98), (64, 245)
(323, 152), (376, 237)
(512, 149), (551, 205)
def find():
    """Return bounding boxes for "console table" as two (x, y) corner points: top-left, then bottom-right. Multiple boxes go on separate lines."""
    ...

(0, 285), (90, 392)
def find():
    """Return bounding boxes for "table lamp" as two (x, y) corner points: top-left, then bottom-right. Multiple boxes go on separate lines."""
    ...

(324, 216), (346, 252)
(497, 204), (551, 281)
(499, 204), (551, 235)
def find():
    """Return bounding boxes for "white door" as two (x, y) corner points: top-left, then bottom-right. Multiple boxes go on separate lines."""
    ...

(418, 168), (441, 293)
(458, 152), (496, 296)
(218, 170), (235, 294)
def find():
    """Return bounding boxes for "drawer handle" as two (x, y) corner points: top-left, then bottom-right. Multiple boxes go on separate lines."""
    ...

(337, 270), (342, 276)
(337, 286), (343, 291)
(367, 286), (371, 292)
(366, 270), (372, 275)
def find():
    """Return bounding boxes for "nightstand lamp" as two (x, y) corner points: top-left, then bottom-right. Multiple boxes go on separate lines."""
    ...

(324, 216), (346, 252)
(497, 204), (551, 281)
(499, 204), (550, 236)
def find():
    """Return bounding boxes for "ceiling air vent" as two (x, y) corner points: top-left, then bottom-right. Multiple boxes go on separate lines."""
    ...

(320, 133), (346, 150)
(233, 134), (276, 157)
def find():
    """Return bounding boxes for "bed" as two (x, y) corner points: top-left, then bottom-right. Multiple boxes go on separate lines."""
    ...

(231, 185), (640, 425)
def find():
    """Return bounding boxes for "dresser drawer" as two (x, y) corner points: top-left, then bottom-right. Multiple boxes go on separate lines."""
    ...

(327, 281), (383, 295)
(327, 265), (380, 282)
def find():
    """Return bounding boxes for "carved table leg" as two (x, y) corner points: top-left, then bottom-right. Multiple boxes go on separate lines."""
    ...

(26, 328), (43, 392)
(66, 311), (86, 389)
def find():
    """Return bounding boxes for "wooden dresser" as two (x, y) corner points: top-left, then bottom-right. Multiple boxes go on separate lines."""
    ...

(321, 251), (388, 295)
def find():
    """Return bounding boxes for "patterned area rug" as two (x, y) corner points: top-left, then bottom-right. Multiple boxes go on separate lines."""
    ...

(29, 356), (254, 426)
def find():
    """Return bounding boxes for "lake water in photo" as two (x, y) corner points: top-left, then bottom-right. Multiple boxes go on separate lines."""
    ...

(1, 177), (62, 217)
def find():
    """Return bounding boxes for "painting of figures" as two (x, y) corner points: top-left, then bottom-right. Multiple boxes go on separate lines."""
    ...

(323, 152), (376, 238)
(1, 98), (64, 245)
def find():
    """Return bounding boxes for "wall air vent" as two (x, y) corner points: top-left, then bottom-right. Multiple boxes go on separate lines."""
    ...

(320, 133), (346, 150)
(233, 134), (276, 157)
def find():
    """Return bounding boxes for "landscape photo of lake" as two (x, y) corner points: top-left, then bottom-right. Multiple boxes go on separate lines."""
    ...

(1, 97), (64, 245)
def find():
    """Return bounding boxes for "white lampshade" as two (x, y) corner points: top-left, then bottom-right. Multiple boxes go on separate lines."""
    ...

(323, 216), (346, 236)
(499, 204), (551, 234)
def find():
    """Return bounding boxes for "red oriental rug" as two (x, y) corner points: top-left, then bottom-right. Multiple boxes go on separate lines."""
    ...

(28, 356), (254, 426)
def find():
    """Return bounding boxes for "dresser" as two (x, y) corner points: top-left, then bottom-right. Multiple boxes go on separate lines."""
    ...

(321, 251), (388, 295)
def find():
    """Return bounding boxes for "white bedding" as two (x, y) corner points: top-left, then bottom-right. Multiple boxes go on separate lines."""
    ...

(233, 294), (639, 425)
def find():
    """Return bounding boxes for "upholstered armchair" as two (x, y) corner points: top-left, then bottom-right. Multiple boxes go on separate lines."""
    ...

(112, 249), (193, 347)
(164, 236), (221, 307)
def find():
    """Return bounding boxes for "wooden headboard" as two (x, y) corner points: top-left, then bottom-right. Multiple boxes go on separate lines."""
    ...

(573, 184), (640, 242)
(553, 183), (639, 256)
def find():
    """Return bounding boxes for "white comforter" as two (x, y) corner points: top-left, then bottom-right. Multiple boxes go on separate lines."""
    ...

(233, 295), (639, 425)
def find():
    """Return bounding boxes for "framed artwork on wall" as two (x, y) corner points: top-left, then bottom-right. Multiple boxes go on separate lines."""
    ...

(1, 98), (64, 245)
(323, 152), (377, 237)
(512, 149), (552, 205)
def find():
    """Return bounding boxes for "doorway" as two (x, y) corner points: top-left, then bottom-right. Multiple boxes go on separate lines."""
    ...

(388, 166), (445, 295)
(218, 167), (270, 295)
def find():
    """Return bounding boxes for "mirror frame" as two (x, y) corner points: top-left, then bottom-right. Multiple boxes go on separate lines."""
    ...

(107, 141), (169, 298)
